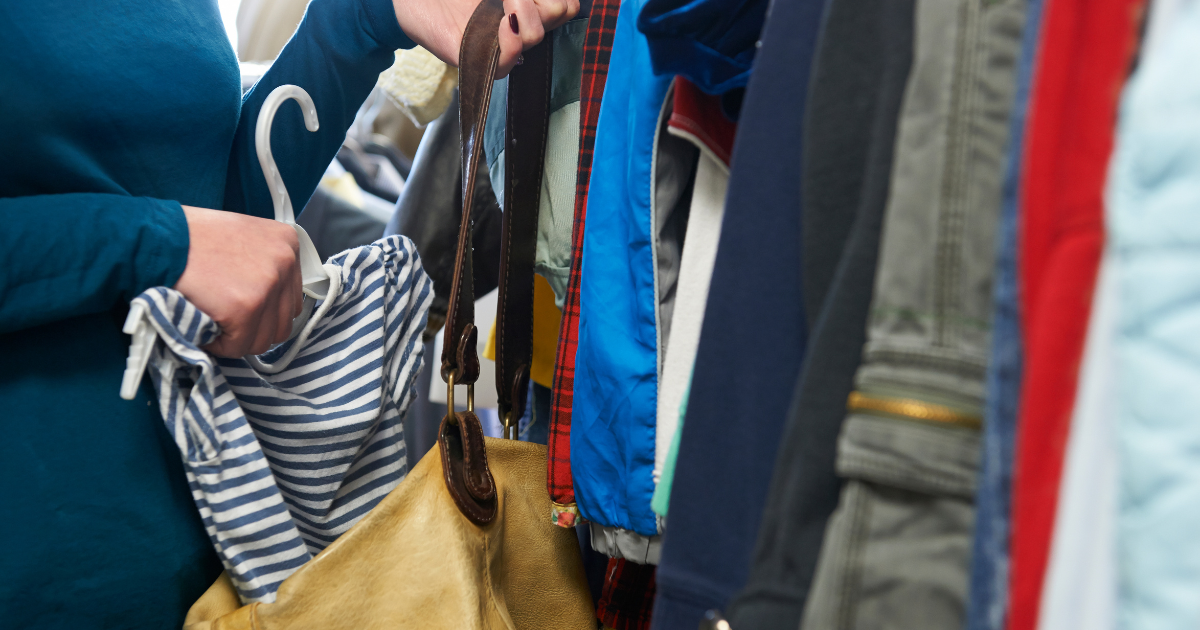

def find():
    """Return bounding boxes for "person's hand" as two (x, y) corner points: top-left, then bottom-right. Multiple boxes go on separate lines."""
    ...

(392, 0), (579, 77)
(174, 206), (304, 358)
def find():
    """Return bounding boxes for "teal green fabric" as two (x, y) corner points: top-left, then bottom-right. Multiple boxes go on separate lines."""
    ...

(0, 1), (411, 627)
(652, 374), (691, 517)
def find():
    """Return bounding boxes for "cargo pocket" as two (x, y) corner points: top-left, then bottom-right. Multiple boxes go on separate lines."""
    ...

(801, 413), (980, 630)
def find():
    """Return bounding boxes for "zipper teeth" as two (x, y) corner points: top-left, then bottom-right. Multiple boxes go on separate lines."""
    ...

(846, 391), (982, 429)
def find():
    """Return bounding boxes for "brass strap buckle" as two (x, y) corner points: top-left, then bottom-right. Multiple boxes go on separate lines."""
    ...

(501, 411), (517, 441)
(446, 370), (474, 422)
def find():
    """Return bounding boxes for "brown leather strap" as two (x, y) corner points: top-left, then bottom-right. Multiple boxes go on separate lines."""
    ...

(441, 0), (505, 385)
(437, 0), (553, 524)
(496, 40), (553, 431)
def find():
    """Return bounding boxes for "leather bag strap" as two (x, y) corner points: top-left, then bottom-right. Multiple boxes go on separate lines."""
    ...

(496, 33), (553, 433)
(441, 0), (552, 430)
(440, 0), (503, 385)
(436, 0), (553, 525)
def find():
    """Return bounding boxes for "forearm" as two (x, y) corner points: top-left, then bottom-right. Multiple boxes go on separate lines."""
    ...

(223, 0), (414, 219)
(0, 193), (188, 333)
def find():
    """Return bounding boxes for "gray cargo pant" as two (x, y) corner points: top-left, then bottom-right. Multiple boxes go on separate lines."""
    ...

(800, 0), (1027, 627)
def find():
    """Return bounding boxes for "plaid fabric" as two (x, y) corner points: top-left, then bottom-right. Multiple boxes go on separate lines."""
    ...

(597, 558), (658, 630)
(547, 0), (622, 526)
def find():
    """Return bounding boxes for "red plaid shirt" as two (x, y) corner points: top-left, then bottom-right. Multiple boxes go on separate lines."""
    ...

(597, 558), (657, 630)
(547, 0), (622, 527)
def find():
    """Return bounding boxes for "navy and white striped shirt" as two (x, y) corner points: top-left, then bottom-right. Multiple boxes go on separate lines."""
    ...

(135, 235), (432, 603)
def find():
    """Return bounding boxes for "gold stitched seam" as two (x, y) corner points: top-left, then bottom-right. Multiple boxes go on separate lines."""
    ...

(846, 391), (982, 430)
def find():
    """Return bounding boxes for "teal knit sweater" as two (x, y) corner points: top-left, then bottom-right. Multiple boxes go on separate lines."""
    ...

(0, 0), (412, 626)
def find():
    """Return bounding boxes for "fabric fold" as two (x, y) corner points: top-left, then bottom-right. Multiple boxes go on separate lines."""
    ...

(138, 235), (432, 603)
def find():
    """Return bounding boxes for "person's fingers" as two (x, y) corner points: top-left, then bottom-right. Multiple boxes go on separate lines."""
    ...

(275, 261), (302, 346)
(496, 19), (521, 77)
(496, 0), (545, 76)
(532, 0), (577, 31)
(292, 276), (304, 318)
(280, 245), (303, 343)
(248, 292), (279, 356)
(510, 0), (546, 49)
(205, 329), (239, 358)
(268, 225), (302, 347)
(273, 288), (295, 347)
(205, 292), (259, 358)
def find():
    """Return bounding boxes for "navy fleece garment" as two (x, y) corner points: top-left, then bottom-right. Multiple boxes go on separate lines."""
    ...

(0, 0), (411, 626)
(636, 0), (769, 95)
(724, 0), (916, 626)
(648, 0), (826, 628)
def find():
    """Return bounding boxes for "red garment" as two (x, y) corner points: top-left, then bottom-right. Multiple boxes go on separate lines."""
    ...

(597, 558), (657, 630)
(547, 0), (623, 526)
(1006, 1), (1142, 628)
(667, 77), (737, 165)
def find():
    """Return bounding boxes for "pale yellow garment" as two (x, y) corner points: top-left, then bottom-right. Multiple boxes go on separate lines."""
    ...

(377, 47), (459, 127)
(483, 274), (562, 388)
(319, 171), (365, 208)
(236, 0), (308, 62)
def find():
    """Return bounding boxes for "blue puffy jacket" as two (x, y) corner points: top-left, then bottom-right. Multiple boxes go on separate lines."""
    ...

(572, 0), (674, 538)
(1111, 4), (1200, 626)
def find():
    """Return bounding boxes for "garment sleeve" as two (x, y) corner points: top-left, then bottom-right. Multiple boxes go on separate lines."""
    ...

(0, 193), (189, 334)
(223, 0), (415, 219)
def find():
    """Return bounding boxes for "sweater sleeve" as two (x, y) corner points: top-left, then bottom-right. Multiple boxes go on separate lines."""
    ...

(0, 194), (188, 334)
(223, 0), (414, 219)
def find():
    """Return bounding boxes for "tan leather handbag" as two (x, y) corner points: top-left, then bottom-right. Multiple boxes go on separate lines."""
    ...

(182, 1), (594, 627)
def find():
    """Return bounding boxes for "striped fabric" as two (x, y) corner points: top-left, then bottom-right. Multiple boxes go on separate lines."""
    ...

(136, 235), (432, 603)
(547, 0), (622, 526)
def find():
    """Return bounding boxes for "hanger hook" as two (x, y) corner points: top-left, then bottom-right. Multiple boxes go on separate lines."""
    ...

(254, 85), (320, 225)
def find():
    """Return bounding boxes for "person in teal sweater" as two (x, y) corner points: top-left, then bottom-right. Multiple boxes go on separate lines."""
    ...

(0, 0), (575, 626)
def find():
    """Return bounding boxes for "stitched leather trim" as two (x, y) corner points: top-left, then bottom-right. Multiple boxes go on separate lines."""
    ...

(440, 411), (498, 525)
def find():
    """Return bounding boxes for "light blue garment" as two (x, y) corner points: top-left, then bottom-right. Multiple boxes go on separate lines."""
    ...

(1110, 3), (1200, 626)
(138, 235), (432, 603)
(572, 0), (674, 537)
(964, 0), (1044, 627)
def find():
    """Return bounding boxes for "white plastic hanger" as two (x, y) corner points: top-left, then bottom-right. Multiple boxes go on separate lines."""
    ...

(121, 85), (334, 399)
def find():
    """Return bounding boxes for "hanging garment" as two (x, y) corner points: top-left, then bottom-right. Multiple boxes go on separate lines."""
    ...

(651, 37), (812, 624)
(571, 0), (674, 541)
(298, 186), (389, 261)
(598, 558), (658, 630)
(1033, 5), (1189, 627)
(722, 0), (914, 625)
(386, 91), (504, 335)
(798, 0), (1026, 626)
(651, 372), (689, 517)
(135, 235), (431, 603)
(377, 46), (458, 127)
(1108, 5), (1200, 625)
(635, 0), (767, 97)
(963, 0), (1045, 627)
(651, 76), (735, 501)
(1034, 255), (1119, 630)
(337, 145), (401, 203)
(548, 0), (622, 528)
(1003, 1), (1141, 628)
(483, 275), (563, 390)
(485, 18), (589, 306)
(648, 83), (700, 382)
